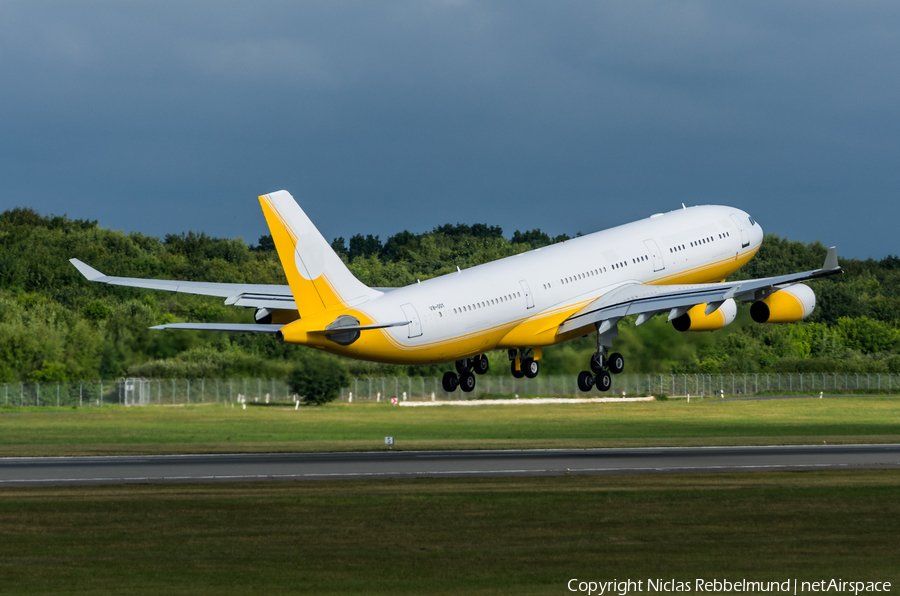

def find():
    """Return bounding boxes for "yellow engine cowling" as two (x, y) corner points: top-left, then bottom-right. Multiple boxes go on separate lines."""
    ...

(750, 283), (816, 323)
(672, 299), (737, 332)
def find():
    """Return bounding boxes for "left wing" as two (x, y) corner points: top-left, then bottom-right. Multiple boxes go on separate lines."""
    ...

(70, 258), (296, 311)
(559, 247), (842, 335)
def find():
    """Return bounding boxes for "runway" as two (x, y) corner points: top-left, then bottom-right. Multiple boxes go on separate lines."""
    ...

(1, 444), (898, 487)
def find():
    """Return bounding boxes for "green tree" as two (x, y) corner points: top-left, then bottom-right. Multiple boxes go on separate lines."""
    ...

(287, 353), (350, 405)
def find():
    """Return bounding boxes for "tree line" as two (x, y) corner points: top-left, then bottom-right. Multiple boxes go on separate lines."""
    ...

(1, 206), (899, 385)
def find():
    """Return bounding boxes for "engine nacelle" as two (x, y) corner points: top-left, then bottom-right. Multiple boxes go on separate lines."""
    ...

(672, 298), (737, 332)
(750, 283), (816, 323)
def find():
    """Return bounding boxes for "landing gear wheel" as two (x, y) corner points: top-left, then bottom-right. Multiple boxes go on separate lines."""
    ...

(473, 355), (489, 375)
(608, 353), (625, 375)
(595, 371), (612, 392)
(460, 371), (476, 393)
(522, 358), (539, 379)
(577, 371), (595, 392)
(590, 352), (607, 374)
(442, 371), (459, 392)
(511, 361), (525, 379)
(456, 358), (472, 374)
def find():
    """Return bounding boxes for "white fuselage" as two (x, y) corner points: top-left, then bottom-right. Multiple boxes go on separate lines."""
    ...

(345, 205), (763, 361)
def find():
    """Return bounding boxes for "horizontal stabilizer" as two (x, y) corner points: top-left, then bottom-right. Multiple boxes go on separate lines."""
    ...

(150, 323), (284, 333)
(306, 321), (410, 334)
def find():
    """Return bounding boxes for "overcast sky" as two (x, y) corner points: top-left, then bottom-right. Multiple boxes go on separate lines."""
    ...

(1, 1), (898, 259)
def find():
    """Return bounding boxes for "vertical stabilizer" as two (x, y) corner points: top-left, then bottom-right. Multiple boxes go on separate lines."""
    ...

(259, 190), (381, 317)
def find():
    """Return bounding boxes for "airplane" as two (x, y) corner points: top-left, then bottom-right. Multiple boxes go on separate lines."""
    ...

(70, 190), (842, 393)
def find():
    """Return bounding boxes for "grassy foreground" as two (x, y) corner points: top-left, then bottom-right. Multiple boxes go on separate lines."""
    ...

(1, 397), (899, 456)
(0, 471), (897, 595)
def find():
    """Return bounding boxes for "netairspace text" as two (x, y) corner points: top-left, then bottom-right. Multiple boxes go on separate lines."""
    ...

(567, 578), (892, 595)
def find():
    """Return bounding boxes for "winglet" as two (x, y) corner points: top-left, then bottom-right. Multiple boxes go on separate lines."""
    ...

(69, 258), (106, 281)
(823, 247), (839, 271)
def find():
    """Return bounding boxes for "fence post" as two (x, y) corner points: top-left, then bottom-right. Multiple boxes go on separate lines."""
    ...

(100, 380), (103, 406)
(80, 382), (83, 407)
(57, 382), (60, 407)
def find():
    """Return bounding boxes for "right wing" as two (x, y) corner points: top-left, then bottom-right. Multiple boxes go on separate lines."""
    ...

(69, 258), (297, 311)
(559, 247), (842, 335)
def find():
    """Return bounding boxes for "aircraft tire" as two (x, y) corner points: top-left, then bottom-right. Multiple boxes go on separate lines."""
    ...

(473, 354), (489, 375)
(577, 371), (594, 392)
(442, 371), (459, 392)
(460, 372), (476, 393)
(523, 358), (539, 379)
(608, 353), (625, 375)
(596, 371), (612, 392)
(511, 361), (525, 379)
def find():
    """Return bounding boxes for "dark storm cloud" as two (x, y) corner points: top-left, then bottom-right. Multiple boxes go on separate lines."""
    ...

(1, 1), (898, 258)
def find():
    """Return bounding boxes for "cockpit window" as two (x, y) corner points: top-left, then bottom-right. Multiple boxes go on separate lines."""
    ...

(748, 216), (756, 226)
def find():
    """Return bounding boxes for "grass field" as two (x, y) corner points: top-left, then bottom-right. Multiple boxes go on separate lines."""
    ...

(0, 471), (897, 595)
(0, 397), (898, 456)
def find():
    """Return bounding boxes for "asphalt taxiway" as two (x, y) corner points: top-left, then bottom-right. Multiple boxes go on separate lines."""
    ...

(1, 444), (898, 486)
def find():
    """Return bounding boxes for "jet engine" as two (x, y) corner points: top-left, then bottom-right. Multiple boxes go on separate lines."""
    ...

(672, 299), (737, 332)
(750, 283), (816, 323)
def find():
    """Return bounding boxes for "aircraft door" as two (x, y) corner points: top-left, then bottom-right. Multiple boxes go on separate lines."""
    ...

(399, 303), (422, 338)
(730, 214), (750, 248)
(643, 239), (665, 272)
(519, 280), (534, 309)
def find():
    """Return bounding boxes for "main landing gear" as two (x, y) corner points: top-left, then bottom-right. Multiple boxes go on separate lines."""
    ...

(577, 329), (625, 392)
(442, 354), (490, 393)
(509, 348), (539, 379)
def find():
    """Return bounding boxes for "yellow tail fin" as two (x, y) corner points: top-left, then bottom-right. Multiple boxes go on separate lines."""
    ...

(259, 191), (380, 317)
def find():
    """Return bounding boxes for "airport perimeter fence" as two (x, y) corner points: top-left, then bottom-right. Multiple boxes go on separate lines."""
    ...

(3, 372), (900, 408)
